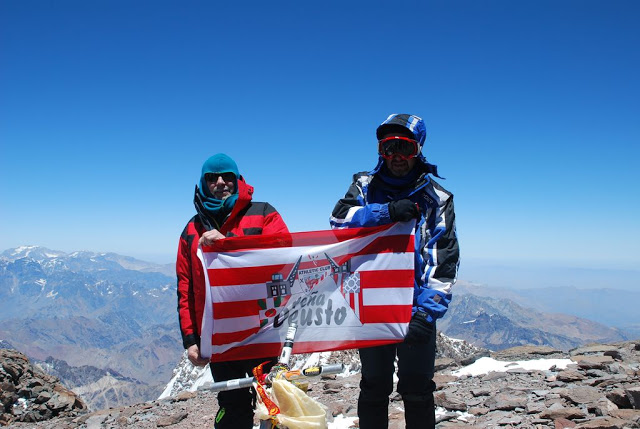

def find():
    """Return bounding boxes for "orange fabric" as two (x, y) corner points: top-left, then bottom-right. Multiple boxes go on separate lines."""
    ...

(253, 362), (281, 418)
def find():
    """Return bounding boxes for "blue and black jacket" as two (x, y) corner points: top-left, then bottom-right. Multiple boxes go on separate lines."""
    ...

(330, 159), (460, 324)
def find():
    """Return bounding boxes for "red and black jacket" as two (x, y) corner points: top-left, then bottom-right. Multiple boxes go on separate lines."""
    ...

(176, 177), (289, 351)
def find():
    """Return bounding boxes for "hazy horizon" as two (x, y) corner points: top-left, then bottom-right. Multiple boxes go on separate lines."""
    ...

(4, 244), (639, 295)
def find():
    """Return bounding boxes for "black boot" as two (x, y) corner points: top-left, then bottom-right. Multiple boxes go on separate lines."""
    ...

(403, 396), (435, 429)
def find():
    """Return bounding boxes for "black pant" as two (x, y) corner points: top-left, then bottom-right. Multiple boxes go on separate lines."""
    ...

(358, 326), (437, 429)
(210, 357), (277, 429)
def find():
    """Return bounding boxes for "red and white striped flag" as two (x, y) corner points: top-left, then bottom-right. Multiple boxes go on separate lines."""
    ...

(198, 221), (415, 361)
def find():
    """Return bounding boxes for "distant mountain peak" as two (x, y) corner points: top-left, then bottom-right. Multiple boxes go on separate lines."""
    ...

(2, 245), (67, 261)
(1, 245), (175, 277)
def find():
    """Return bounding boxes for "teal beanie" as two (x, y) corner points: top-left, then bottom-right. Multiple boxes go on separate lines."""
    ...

(199, 153), (240, 198)
(196, 153), (240, 222)
(201, 153), (239, 179)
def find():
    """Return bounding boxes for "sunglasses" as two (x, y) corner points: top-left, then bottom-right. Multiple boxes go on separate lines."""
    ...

(205, 172), (236, 183)
(378, 136), (419, 160)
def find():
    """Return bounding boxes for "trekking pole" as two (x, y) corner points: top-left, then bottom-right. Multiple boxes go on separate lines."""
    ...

(266, 322), (298, 383)
(199, 323), (298, 393)
(197, 322), (344, 393)
(199, 362), (344, 393)
(279, 323), (298, 366)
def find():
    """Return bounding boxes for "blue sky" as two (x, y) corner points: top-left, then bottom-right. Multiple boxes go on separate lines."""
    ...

(1, 1), (639, 287)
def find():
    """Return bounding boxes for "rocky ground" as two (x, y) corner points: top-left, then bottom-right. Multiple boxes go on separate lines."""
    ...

(2, 340), (640, 428)
(0, 349), (87, 425)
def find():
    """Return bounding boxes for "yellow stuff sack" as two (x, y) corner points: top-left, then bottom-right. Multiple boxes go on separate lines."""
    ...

(255, 379), (327, 429)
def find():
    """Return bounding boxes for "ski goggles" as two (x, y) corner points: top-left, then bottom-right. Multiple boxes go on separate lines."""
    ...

(204, 172), (235, 183)
(377, 136), (419, 160)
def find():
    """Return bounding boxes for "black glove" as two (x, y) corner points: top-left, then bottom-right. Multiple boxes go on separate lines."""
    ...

(404, 311), (435, 345)
(388, 199), (419, 222)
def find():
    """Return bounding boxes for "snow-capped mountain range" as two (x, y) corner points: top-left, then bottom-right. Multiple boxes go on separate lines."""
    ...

(0, 245), (182, 410)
